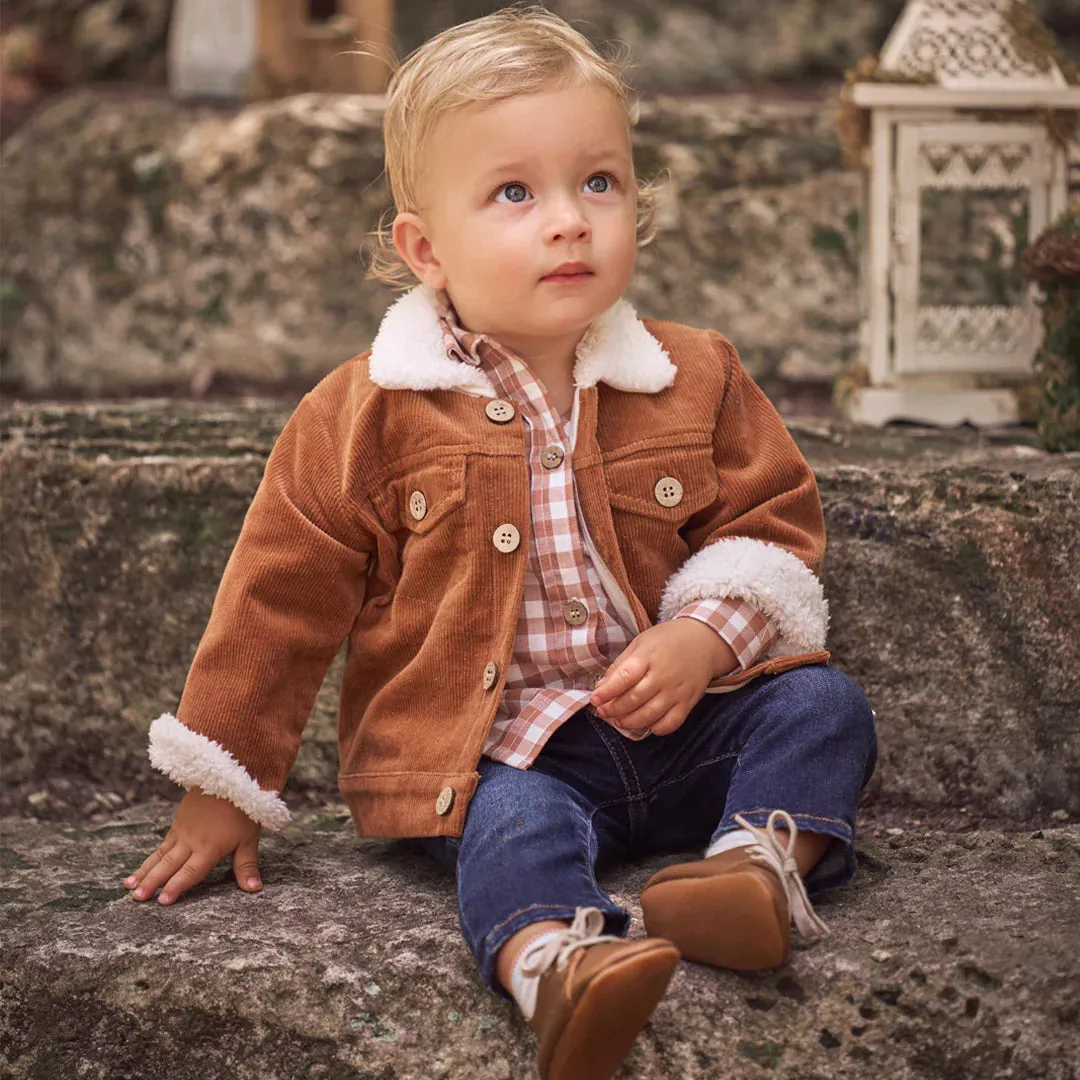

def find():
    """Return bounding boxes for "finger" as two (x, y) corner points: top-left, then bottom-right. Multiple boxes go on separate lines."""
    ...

(646, 702), (689, 738)
(158, 851), (216, 905)
(233, 838), (263, 892)
(608, 691), (671, 732)
(589, 652), (647, 708)
(595, 670), (661, 720)
(131, 842), (190, 901)
(123, 836), (176, 889)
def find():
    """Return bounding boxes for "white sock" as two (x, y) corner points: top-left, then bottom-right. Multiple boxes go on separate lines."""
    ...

(704, 827), (757, 859)
(509, 929), (563, 1021)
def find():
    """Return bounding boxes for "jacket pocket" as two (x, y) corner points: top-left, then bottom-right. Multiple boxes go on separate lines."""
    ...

(603, 439), (719, 524)
(372, 455), (467, 537)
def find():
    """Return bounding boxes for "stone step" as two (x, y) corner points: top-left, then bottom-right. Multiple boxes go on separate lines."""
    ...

(1, 401), (1078, 822)
(1, 806), (1077, 1079)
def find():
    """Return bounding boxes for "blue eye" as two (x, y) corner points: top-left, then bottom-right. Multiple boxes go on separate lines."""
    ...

(585, 174), (613, 194)
(495, 183), (530, 204)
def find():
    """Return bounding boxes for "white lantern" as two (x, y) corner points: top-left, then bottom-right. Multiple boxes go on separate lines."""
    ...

(845, 0), (1080, 427)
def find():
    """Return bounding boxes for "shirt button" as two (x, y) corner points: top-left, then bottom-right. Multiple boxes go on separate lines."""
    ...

(492, 523), (521, 553)
(408, 490), (427, 520)
(541, 444), (565, 469)
(485, 399), (516, 424)
(587, 669), (606, 691)
(564, 599), (589, 626)
(654, 476), (684, 507)
(435, 786), (455, 816)
(482, 661), (499, 690)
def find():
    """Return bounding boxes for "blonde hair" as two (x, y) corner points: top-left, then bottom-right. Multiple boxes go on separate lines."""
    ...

(366, 5), (658, 289)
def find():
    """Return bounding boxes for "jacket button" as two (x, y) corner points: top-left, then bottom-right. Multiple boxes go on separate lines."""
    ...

(564, 599), (589, 626)
(541, 444), (565, 469)
(408, 490), (428, 520)
(654, 476), (684, 507)
(492, 523), (521, 553)
(435, 786), (455, 816)
(485, 399), (516, 424)
(482, 661), (499, 690)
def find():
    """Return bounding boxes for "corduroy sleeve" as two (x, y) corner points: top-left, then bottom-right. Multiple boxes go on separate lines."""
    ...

(146, 394), (376, 831)
(656, 333), (829, 658)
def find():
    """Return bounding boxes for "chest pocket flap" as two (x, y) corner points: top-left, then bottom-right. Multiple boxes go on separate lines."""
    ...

(603, 440), (718, 521)
(374, 455), (467, 536)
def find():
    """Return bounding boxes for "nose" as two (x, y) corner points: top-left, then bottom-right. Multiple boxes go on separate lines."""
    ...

(544, 195), (590, 245)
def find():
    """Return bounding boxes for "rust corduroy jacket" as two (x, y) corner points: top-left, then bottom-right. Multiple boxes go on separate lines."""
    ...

(148, 285), (831, 838)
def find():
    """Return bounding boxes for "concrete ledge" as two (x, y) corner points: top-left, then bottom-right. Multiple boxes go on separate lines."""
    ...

(1, 807), (1077, 1079)
(1, 402), (1079, 820)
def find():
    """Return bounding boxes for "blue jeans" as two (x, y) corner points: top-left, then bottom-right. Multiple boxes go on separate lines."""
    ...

(418, 664), (877, 999)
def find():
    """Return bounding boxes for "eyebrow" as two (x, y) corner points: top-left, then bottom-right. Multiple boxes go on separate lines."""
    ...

(477, 149), (630, 183)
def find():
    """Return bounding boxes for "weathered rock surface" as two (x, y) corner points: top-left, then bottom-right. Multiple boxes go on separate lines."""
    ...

(0, 89), (863, 397)
(2, 401), (1078, 824)
(5, 86), (1078, 397)
(1, 808), (1078, 1079)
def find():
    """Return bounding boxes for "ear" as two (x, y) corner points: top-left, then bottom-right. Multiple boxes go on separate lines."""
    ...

(392, 212), (448, 290)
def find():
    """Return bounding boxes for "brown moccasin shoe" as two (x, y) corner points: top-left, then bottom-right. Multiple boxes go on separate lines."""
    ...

(639, 810), (829, 972)
(520, 908), (680, 1080)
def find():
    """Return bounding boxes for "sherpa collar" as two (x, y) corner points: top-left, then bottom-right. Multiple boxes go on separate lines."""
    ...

(367, 284), (676, 398)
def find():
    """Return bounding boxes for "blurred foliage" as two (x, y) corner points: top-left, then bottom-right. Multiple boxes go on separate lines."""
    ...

(1023, 196), (1080, 453)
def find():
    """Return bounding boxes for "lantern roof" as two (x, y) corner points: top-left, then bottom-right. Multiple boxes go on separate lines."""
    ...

(879, 0), (1069, 91)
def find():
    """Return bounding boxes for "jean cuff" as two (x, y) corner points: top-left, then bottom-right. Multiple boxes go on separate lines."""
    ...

(475, 902), (631, 1000)
(710, 809), (858, 897)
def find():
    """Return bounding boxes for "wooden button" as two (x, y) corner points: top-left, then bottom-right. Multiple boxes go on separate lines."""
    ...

(485, 399), (516, 423)
(492, 523), (521, 553)
(564, 599), (589, 626)
(435, 786), (455, 816)
(654, 476), (684, 507)
(541, 444), (565, 469)
(482, 661), (499, 690)
(408, 490), (427, 520)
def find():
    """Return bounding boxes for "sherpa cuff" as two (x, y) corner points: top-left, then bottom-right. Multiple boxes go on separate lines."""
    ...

(147, 712), (291, 832)
(657, 537), (829, 657)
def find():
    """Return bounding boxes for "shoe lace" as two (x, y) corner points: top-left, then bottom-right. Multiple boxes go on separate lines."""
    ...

(519, 906), (621, 977)
(732, 809), (830, 943)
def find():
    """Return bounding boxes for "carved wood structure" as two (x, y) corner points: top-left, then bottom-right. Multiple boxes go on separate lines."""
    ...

(845, 0), (1080, 427)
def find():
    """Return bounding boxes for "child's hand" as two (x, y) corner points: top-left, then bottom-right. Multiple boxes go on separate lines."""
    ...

(589, 619), (737, 737)
(122, 786), (264, 905)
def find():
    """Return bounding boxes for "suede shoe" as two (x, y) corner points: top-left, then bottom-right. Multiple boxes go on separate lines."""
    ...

(519, 907), (680, 1080)
(639, 810), (829, 971)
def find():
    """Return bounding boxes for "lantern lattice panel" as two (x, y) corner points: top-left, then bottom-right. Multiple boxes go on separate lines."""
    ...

(885, 0), (1067, 89)
(917, 140), (1044, 188)
(915, 304), (1041, 356)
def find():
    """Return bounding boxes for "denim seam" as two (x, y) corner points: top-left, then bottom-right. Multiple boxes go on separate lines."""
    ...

(586, 713), (639, 803)
(487, 902), (595, 946)
(718, 808), (853, 838)
(588, 714), (647, 840)
(644, 751), (739, 799)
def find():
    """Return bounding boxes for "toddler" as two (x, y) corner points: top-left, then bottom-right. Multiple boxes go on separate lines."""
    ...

(123, 8), (877, 1080)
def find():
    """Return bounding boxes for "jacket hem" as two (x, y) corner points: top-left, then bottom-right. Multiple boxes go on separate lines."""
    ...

(339, 768), (481, 838)
(147, 712), (291, 832)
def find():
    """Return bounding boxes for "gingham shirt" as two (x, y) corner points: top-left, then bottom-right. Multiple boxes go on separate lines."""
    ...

(435, 294), (779, 769)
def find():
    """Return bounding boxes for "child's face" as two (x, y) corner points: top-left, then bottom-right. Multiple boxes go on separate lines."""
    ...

(395, 82), (638, 348)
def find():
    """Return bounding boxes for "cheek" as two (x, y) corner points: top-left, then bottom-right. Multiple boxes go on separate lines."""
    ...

(471, 221), (536, 280)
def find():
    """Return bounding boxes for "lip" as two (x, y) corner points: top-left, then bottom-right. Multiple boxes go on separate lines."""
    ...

(541, 262), (593, 282)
